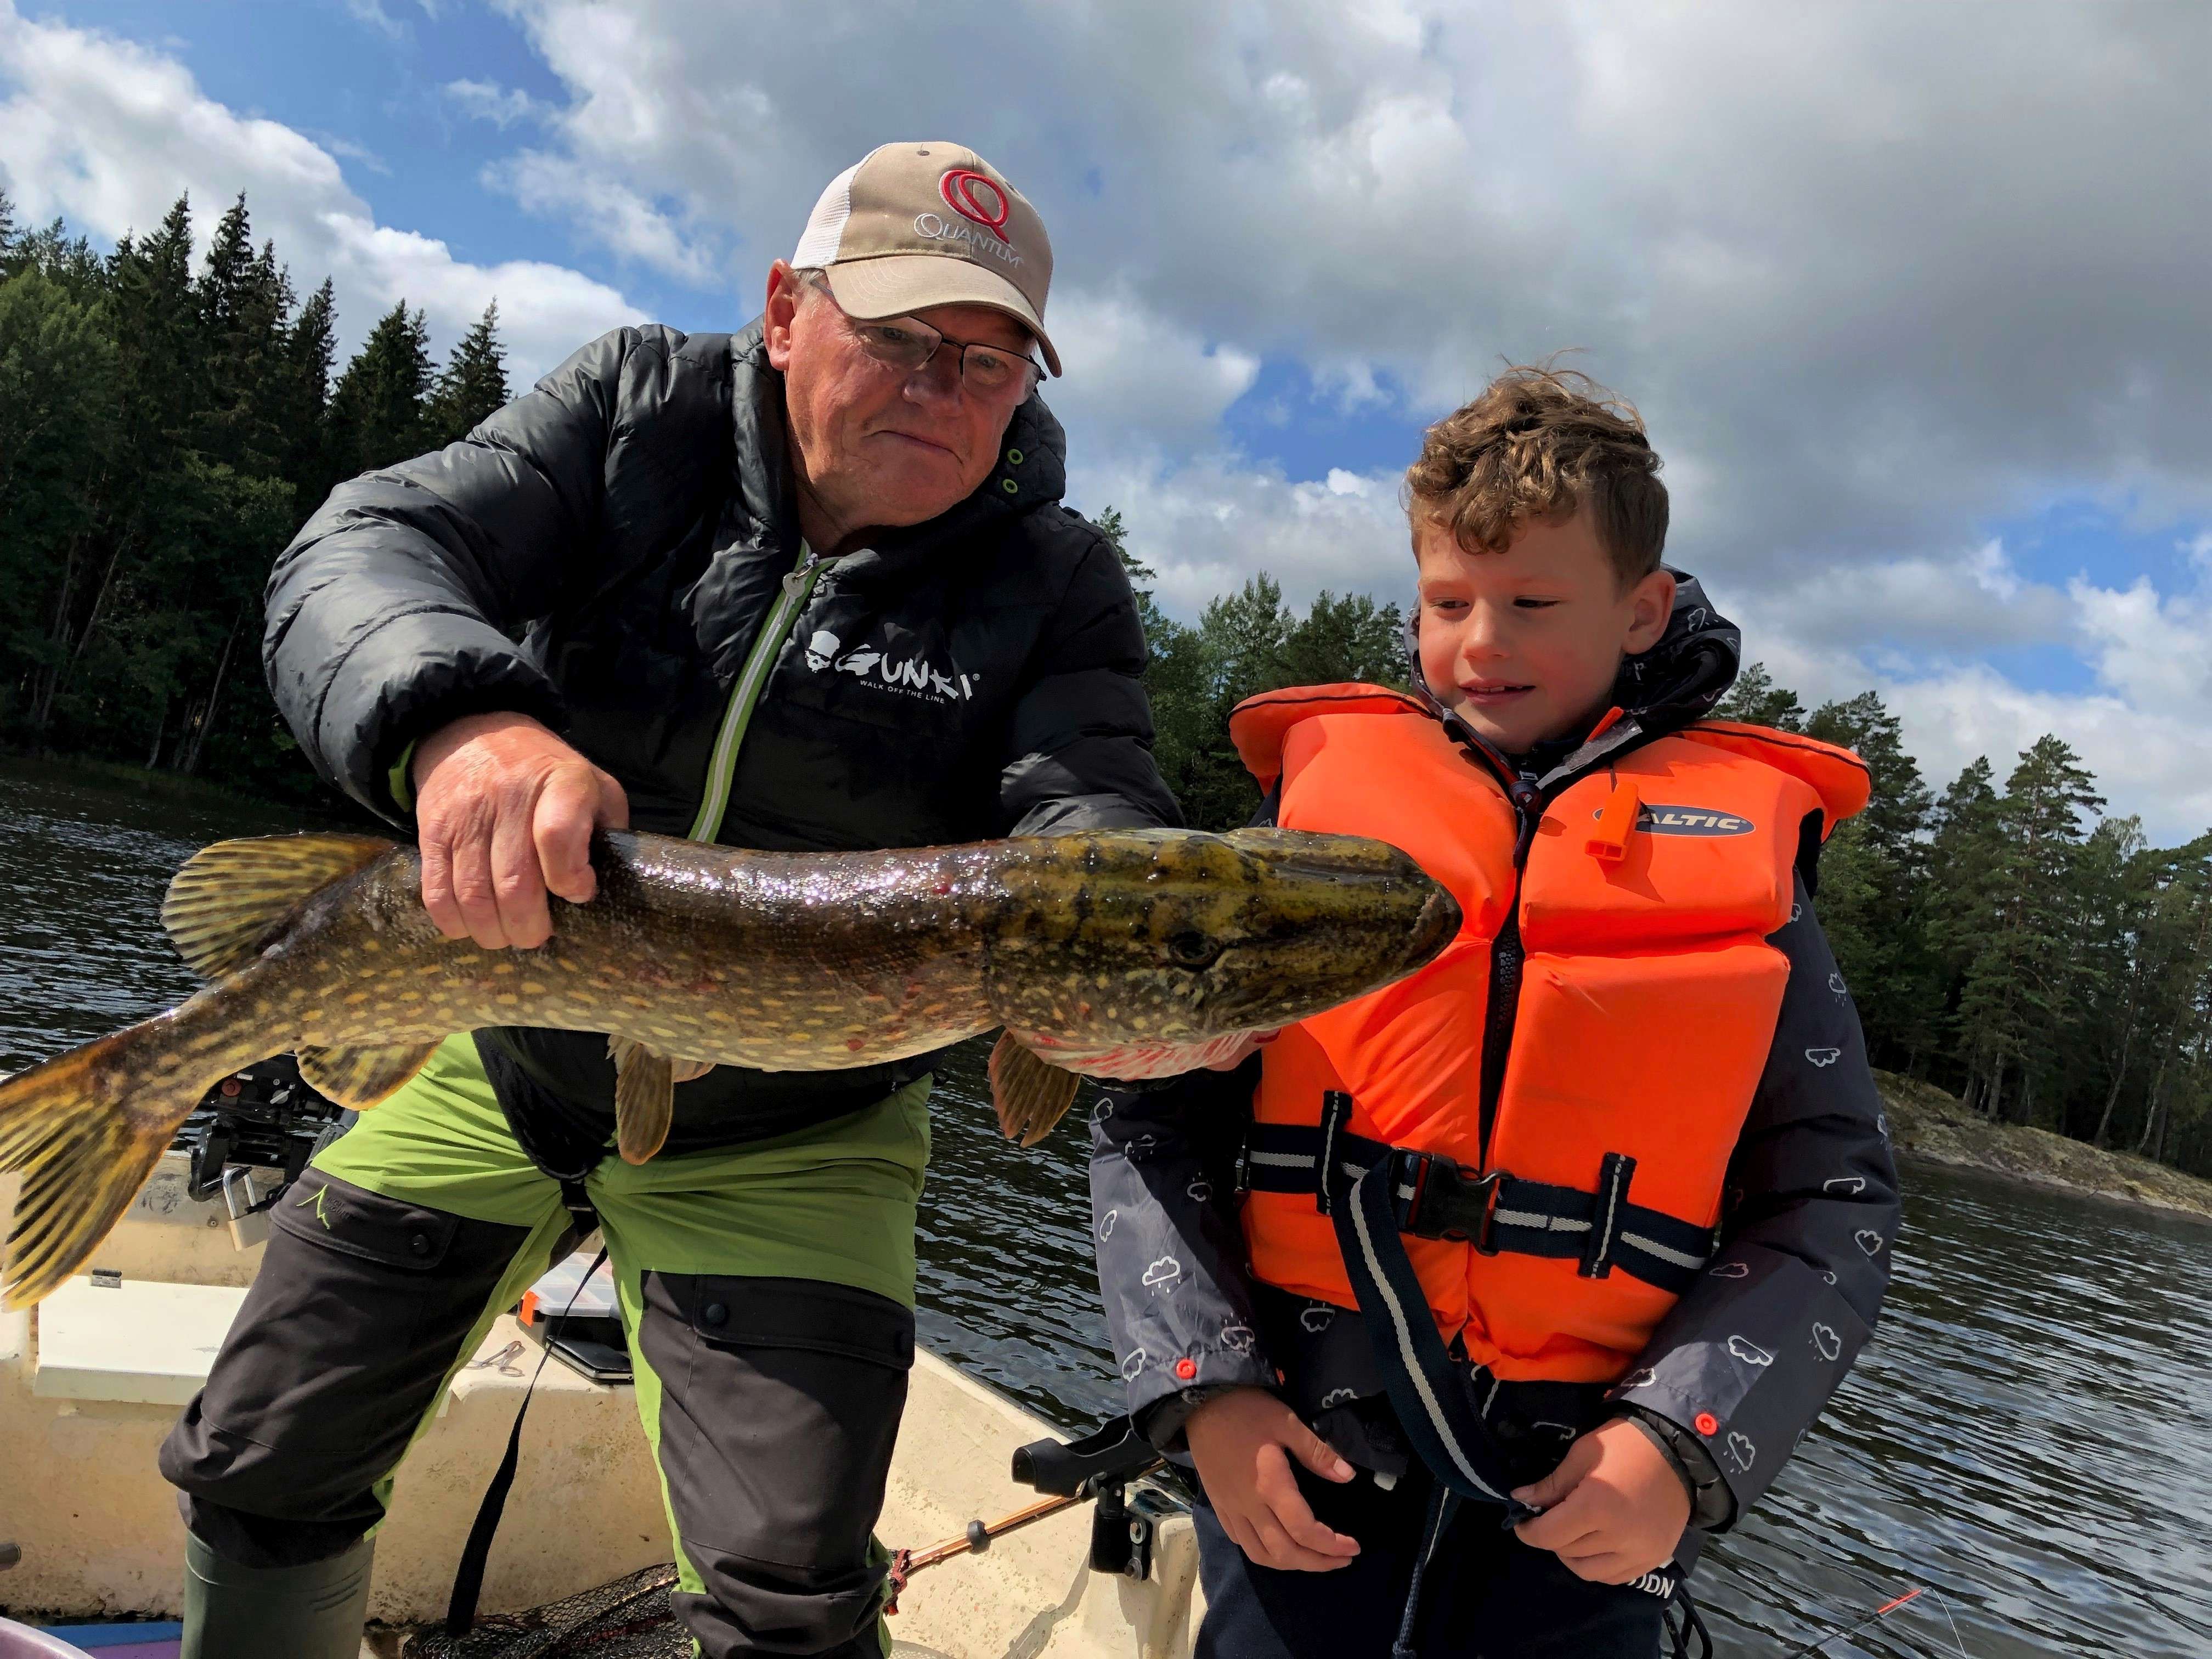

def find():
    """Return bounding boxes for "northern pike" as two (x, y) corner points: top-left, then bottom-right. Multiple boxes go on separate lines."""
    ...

(0, 826), (1457, 1308)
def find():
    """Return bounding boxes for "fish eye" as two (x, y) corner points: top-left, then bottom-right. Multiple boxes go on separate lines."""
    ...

(1164, 930), (1221, 969)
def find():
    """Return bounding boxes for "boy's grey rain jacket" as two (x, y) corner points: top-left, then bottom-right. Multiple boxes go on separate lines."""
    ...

(1090, 581), (1900, 1533)
(265, 320), (1176, 1165)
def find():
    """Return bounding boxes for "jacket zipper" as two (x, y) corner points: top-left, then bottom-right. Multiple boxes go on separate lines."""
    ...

(686, 541), (827, 844)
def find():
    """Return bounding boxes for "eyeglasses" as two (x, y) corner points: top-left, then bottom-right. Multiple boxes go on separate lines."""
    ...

(799, 275), (1041, 403)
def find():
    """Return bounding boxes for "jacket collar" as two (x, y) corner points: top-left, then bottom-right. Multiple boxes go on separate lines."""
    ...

(729, 318), (1069, 578)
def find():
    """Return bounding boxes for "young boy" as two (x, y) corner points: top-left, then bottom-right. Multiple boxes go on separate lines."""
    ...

(1090, 368), (1899, 1658)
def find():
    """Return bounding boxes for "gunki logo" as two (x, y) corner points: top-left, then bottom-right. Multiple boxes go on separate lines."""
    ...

(1633, 804), (1756, 837)
(804, 629), (978, 704)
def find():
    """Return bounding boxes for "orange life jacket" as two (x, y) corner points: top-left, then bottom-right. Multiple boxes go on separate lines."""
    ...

(1229, 684), (1868, 1385)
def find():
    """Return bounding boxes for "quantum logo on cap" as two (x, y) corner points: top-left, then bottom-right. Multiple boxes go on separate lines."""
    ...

(939, 168), (1012, 240)
(914, 168), (1024, 269)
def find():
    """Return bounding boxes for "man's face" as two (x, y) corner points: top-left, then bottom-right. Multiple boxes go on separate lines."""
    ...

(764, 264), (1034, 539)
(1414, 511), (1675, 755)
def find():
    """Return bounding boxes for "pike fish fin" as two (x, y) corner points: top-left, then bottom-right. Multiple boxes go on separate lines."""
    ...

(163, 833), (397, 979)
(989, 1031), (1082, 1149)
(296, 1041), (439, 1110)
(610, 1038), (675, 1166)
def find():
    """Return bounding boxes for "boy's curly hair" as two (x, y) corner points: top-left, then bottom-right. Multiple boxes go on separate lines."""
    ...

(1404, 364), (1668, 584)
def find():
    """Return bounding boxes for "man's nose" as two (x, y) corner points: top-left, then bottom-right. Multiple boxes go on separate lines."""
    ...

(902, 347), (966, 410)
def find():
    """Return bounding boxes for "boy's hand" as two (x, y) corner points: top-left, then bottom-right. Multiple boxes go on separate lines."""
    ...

(1510, 1416), (1690, 1583)
(1186, 1387), (1362, 1572)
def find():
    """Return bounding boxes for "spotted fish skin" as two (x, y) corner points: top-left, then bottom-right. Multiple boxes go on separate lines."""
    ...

(0, 826), (1459, 1308)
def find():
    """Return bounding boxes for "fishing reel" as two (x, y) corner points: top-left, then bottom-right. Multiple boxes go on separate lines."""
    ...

(167, 1054), (348, 1245)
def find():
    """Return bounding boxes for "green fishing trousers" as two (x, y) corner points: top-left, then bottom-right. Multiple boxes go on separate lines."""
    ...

(161, 1034), (933, 1659)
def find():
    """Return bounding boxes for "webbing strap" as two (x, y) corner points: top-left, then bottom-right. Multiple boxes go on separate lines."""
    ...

(1246, 1121), (1715, 1295)
(444, 1245), (611, 1636)
(1332, 1160), (1528, 1516)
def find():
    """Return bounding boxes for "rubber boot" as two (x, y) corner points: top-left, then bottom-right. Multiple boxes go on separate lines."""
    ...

(181, 1529), (375, 1659)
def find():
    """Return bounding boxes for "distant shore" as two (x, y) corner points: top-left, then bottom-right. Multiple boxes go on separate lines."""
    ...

(1877, 1070), (2212, 1222)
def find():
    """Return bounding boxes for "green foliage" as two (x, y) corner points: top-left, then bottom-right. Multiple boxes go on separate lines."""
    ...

(1098, 509), (1406, 832)
(1712, 661), (1805, 731)
(0, 192), (512, 799)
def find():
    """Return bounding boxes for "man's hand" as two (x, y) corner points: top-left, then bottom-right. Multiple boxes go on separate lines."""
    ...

(413, 712), (630, 951)
(1186, 1387), (1362, 1572)
(1510, 1416), (1690, 1583)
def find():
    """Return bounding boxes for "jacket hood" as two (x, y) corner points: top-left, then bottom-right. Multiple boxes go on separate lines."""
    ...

(729, 318), (1070, 567)
(1403, 567), (1743, 772)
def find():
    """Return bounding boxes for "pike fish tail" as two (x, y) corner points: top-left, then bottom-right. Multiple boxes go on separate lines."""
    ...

(0, 1001), (263, 1310)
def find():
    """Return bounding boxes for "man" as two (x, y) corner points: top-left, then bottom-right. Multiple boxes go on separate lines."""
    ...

(159, 142), (1176, 1659)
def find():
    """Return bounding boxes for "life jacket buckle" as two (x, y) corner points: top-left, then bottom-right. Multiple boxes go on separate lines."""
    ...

(1398, 1151), (1505, 1250)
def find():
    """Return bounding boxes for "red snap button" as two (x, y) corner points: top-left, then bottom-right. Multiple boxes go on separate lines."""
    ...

(1175, 1357), (1198, 1380)
(1694, 1412), (1719, 1436)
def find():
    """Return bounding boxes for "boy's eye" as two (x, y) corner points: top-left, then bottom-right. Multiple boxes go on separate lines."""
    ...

(1514, 597), (1561, 610)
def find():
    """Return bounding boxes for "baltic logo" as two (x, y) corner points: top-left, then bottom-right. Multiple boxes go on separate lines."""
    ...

(804, 630), (977, 705)
(1631, 803), (1756, 837)
(913, 167), (1023, 268)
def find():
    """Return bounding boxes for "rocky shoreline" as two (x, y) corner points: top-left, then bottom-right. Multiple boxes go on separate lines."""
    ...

(1876, 1070), (2212, 1222)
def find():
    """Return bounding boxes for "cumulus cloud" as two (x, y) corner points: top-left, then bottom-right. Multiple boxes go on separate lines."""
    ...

(0, 2), (642, 381)
(8, 0), (2212, 831)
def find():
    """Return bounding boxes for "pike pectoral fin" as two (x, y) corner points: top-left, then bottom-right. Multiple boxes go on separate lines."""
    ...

(610, 1038), (675, 1166)
(297, 1041), (439, 1110)
(989, 1031), (1082, 1149)
(163, 834), (398, 978)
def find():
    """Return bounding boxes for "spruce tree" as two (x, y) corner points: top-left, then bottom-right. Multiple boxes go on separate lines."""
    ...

(327, 300), (435, 478)
(428, 300), (511, 444)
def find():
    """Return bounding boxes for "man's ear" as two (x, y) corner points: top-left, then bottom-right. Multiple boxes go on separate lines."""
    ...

(763, 262), (802, 371)
(1624, 567), (1678, 654)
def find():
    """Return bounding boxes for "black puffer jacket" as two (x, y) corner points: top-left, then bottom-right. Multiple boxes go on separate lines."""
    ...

(265, 320), (1177, 1163)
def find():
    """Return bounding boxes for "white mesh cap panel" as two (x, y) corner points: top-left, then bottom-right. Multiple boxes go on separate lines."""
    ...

(791, 162), (861, 267)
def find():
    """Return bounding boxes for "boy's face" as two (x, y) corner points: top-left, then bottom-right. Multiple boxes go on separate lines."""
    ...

(1414, 511), (1676, 755)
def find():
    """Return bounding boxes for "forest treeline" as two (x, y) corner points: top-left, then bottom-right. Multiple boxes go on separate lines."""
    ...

(4, 193), (2206, 1177)
(0, 191), (510, 798)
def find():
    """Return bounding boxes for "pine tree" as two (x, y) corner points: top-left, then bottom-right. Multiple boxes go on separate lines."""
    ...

(428, 300), (511, 444)
(1951, 738), (2103, 1123)
(1712, 662), (1805, 730)
(327, 301), (434, 478)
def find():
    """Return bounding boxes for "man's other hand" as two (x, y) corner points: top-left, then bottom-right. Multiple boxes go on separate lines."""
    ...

(1510, 1415), (1690, 1583)
(413, 712), (630, 950)
(1186, 1387), (1362, 1572)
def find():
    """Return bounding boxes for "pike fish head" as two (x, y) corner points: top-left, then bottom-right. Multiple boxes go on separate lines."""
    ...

(977, 828), (1459, 1047)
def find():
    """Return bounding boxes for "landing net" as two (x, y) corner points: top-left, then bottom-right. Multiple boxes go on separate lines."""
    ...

(398, 1565), (692, 1658)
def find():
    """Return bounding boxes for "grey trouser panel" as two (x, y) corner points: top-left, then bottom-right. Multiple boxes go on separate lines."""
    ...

(160, 1040), (932, 1659)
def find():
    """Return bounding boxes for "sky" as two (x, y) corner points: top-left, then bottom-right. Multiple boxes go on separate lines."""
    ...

(4, 1), (2211, 838)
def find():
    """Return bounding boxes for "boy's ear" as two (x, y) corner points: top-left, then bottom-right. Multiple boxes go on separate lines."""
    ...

(1623, 567), (1677, 654)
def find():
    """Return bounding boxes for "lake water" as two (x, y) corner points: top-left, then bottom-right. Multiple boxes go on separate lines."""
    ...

(3, 758), (2207, 1657)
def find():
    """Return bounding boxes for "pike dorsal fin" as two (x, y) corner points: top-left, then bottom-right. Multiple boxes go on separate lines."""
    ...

(162, 833), (398, 979)
(989, 1031), (1082, 1148)
(298, 1041), (439, 1110)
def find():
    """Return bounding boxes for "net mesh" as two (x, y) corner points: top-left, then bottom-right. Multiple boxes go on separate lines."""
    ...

(397, 1565), (693, 1659)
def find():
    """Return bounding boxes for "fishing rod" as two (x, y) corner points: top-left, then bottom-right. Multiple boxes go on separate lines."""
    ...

(885, 1415), (1165, 1614)
(1779, 1585), (1928, 1657)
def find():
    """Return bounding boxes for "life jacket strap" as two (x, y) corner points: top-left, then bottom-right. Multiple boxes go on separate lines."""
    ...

(1331, 1153), (1690, 1604)
(1243, 1110), (1717, 1296)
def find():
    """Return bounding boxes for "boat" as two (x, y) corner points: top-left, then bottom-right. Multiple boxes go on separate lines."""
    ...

(0, 1148), (1203, 1658)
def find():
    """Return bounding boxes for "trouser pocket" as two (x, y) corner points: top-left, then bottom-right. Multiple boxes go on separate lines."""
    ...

(159, 1176), (539, 1566)
(638, 1272), (914, 1658)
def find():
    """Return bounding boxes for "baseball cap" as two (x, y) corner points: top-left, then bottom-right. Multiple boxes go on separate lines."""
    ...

(791, 142), (1061, 377)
